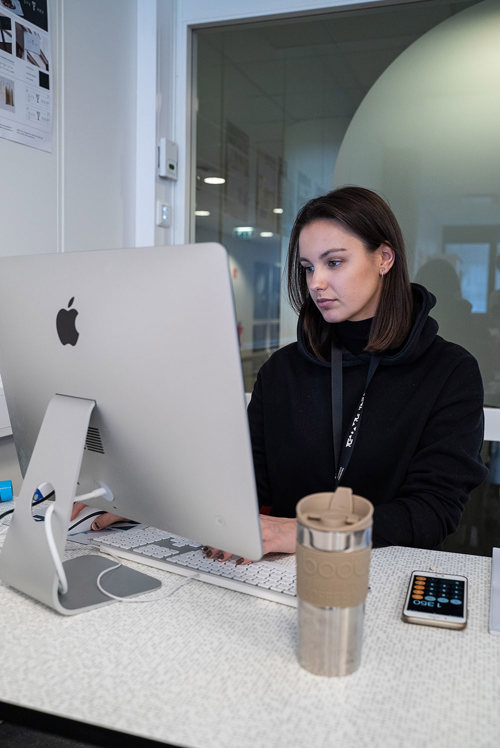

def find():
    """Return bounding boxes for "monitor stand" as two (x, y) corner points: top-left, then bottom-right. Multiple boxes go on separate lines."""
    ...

(0, 394), (161, 615)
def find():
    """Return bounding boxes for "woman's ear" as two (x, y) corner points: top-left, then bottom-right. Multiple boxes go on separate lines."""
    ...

(380, 243), (395, 275)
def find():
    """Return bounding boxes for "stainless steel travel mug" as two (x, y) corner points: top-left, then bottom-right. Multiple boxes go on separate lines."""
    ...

(296, 487), (373, 676)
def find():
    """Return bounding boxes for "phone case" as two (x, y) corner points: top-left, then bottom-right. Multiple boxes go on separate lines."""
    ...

(402, 571), (467, 629)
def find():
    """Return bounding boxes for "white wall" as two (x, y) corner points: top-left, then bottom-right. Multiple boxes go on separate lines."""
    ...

(154, 0), (176, 247)
(61, 0), (139, 252)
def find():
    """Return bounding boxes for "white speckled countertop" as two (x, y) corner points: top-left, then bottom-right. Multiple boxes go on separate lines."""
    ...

(0, 528), (498, 747)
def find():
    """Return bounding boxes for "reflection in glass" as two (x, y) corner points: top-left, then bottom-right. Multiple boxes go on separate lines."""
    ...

(193, 0), (481, 392)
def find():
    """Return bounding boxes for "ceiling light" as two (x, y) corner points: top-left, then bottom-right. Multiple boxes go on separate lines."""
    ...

(195, 210), (211, 217)
(233, 226), (255, 238)
(273, 207), (283, 214)
(260, 232), (274, 238)
(204, 177), (226, 185)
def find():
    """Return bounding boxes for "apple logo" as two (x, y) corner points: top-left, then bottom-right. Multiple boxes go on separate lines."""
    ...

(56, 297), (79, 346)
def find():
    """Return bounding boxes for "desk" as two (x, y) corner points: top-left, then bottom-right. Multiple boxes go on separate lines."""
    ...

(0, 539), (498, 748)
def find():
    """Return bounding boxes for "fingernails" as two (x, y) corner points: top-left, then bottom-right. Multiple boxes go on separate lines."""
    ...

(235, 557), (245, 565)
(214, 551), (224, 561)
(204, 549), (213, 558)
(91, 520), (100, 531)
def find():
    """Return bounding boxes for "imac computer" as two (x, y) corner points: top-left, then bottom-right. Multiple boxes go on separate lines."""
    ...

(0, 243), (263, 614)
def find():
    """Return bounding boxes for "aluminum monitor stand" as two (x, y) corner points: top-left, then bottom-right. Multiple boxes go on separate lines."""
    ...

(0, 394), (160, 615)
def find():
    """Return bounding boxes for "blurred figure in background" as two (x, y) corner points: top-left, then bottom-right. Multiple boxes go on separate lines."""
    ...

(414, 258), (492, 384)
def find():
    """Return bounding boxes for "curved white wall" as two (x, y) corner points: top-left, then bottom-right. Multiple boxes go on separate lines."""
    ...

(333, 0), (500, 273)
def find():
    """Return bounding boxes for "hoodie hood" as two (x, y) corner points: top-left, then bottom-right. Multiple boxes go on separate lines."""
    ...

(297, 282), (439, 368)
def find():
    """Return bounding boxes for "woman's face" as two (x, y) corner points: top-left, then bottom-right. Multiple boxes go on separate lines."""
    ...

(298, 218), (394, 323)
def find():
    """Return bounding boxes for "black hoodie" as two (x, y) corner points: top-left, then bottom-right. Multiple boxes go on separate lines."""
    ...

(248, 284), (487, 549)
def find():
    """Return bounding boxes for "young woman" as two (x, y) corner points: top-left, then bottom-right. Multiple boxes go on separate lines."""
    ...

(239, 186), (486, 557)
(82, 187), (486, 559)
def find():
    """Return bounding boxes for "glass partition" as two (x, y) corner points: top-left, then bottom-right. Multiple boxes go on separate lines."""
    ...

(193, 0), (486, 392)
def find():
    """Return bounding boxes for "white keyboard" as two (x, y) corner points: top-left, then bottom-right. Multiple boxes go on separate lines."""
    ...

(83, 524), (297, 607)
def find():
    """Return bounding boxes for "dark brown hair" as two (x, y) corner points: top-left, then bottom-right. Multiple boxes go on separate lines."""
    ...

(287, 186), (413, 358)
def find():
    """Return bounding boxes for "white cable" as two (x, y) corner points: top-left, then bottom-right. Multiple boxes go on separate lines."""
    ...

(44, 503), (68, 595)
(96, 554), (200, 603)
(75, 483), (113, 504)
(47, 523), (199, 604)
(23, 483), (112, 599)
(96, 560), (128, 600)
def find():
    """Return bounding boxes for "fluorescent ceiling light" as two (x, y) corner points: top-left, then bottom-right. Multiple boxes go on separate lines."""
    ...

(195, 210), (211, 217)
(272, 207), (283, 214)
(204, 177), (226, 185)
(233, 226), (255, 238)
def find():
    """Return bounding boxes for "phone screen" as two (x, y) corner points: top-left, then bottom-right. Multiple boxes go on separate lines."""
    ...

(406, 573), (465, 618)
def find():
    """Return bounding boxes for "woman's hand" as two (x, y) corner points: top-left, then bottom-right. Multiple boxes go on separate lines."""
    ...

(202, 514), (297, 564)
(70, 503), (298, 560)
(70, 501), (126, 531)
(260, 514), (297, 554)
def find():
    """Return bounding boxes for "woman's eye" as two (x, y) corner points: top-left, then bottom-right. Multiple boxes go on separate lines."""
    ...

(328, 260), (341, 268)
(303, 265), (313, 273)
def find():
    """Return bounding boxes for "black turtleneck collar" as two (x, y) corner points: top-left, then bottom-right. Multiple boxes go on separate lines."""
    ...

(336, 318), (373, 356)
(297, 284), (438, 368)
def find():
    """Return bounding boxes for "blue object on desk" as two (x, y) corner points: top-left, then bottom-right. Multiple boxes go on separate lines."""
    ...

(0, 480), (13, 502)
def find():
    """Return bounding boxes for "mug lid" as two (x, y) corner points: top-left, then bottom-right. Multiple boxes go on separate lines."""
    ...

(296, 487), (373, 532)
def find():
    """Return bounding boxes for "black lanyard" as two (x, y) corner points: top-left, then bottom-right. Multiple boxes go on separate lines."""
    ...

(330, 341), (380, 489)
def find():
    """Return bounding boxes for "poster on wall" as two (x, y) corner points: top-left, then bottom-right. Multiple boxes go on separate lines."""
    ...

(0, 0), (51, 152)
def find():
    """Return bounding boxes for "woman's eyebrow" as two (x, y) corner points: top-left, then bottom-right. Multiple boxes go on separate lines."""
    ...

(299, 248), (348, 262)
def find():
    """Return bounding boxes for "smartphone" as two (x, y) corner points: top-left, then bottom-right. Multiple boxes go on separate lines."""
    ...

(402, 570), (467, 629)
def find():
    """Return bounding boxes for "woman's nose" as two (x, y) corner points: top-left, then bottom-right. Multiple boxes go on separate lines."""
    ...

(310, 268), (327, 290)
